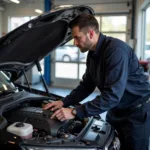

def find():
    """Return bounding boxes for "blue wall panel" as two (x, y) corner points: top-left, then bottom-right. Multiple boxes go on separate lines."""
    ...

(44, 0), (51, 85)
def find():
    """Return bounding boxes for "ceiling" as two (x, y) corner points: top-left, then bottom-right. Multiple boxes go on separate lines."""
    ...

(0, 0), (132, 11)
(54, 0), (132, 5)
(0, 0), (133, 6)
(0, 0), (45, 10)
(0, 0), (43, 5)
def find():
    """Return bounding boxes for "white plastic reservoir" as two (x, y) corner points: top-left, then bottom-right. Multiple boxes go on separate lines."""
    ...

(7, 122), (33, 139)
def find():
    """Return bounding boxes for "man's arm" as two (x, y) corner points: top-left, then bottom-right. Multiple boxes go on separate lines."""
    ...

(43, 66), (96, 113)
(62, 69), (96, 107)
(76, 47), (129, 118)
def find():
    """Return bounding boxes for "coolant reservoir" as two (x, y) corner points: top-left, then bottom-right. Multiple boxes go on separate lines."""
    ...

(7, 122), (33, 139)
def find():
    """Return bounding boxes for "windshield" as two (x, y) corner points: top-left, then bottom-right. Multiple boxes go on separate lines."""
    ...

(0, 71), (17, 95)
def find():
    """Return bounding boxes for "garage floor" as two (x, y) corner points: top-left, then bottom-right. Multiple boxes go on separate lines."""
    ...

(32, 83), (106, 120)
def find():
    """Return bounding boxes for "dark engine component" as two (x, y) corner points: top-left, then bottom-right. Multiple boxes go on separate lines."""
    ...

(4, 107), (70, 137)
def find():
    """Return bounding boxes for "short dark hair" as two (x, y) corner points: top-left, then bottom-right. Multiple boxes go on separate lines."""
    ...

(69, 14), (99, 34)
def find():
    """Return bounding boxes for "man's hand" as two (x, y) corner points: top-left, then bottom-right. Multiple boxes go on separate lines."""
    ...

(43, 100), (64, 111)
(51, 108), (75, 121)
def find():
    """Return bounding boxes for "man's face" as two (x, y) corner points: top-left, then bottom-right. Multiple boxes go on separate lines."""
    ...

(72, 26), (92, 53)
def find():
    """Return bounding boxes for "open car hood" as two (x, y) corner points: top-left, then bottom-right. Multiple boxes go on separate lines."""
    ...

(0, 5), (94, 80)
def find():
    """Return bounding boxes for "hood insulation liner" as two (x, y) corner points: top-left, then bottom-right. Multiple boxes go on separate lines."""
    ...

(0, 20), (68, 63)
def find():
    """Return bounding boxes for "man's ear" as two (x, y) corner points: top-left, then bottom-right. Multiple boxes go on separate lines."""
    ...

(88, 29), (94, 39)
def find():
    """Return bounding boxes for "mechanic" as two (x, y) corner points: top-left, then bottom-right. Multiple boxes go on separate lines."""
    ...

(43, 14), (150, 150)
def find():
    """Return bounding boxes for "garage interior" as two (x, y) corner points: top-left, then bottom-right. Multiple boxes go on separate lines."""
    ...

(0, 0), (150, 120)
(0, 0), (150, 149)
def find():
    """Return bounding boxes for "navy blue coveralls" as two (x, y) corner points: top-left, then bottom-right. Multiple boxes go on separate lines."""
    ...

(63, 33), (150, 150)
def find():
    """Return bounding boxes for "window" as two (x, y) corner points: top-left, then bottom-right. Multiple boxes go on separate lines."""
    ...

(9, 16), (36, 31)
(10, 17), (30, 31)
(96, 15), (127, 42)
(101, 16), (126, 32)
(143, 6), (150, 61)
(54, 39), (88, 79)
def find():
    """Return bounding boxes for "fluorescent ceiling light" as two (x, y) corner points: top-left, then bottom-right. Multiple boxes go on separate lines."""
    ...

(59, 5), (73, 8)
(35, 9), (43, 14)
(10, 0), (20, 4)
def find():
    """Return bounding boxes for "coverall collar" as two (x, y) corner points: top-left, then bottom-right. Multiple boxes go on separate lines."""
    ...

(91, 33), (106, 59)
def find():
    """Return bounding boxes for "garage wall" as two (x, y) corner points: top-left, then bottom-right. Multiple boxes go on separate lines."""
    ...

(0, 11), (2, 37)
(135, 0), (150, 59)
(55, 0), (132, 14)
(2, 0), (44, 34)
(0, 5), (4, 37)
(89, 3), (131, 14)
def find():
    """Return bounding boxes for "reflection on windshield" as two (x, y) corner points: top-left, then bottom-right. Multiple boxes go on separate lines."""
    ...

(0, 71), (16, 95)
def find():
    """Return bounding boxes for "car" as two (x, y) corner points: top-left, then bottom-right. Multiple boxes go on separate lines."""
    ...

(56, 45), (85, 62)
(0, 5), (120, 150)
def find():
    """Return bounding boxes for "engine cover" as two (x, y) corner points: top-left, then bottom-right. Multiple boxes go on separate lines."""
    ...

(4, 107), (69, 137)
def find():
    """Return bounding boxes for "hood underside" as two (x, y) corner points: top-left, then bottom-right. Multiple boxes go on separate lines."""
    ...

(0, 5), (94, 80)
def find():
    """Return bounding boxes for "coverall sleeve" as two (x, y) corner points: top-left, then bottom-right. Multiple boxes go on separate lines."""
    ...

(76, 47), (129, 118)
(62, 67), (96, 107)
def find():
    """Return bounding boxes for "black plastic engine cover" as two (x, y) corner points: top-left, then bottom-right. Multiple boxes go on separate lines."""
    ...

(4, 107), (69, 137)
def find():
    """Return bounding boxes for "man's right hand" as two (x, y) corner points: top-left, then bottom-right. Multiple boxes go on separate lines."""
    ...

(42, 100), (64, 111)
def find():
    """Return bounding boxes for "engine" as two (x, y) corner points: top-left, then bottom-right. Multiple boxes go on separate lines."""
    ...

(4, 106), (80, 138)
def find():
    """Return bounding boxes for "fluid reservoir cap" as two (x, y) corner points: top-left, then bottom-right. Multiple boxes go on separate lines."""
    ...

(15, 122), (24, 127)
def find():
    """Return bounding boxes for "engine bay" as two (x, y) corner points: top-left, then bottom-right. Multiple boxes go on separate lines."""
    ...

(0, 93), (120, 150)
(3, 98), (85, 141)
(4, 106), (84, 138)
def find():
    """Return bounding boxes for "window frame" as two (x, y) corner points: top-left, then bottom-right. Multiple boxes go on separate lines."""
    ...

(95, 14), (128, 42)
(141, 4), (150, 60)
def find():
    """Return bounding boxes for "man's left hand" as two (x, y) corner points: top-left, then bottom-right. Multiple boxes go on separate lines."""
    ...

(51, 108), (75, 121)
